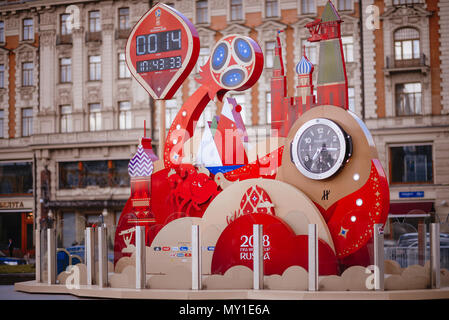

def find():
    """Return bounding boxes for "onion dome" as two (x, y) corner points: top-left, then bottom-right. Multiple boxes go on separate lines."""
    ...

(296, 54), (314, 75)
(128, 144), (154, 177)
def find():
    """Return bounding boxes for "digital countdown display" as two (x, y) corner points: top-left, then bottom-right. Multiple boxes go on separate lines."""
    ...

(136, 56), (182, 73)
(136, 30), (181, 56)
(126, 3), (199, 100)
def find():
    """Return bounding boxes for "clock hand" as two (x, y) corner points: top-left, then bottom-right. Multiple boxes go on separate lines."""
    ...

(312, 147), (322, 161)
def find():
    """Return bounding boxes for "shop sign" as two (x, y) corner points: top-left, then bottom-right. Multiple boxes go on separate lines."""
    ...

(0, 201), (25, 209)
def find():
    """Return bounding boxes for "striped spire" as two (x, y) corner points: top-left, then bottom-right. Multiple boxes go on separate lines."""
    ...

(128, 144), (154, 177)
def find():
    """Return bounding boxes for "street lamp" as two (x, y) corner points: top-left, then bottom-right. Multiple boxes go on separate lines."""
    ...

(101, 208), (108, 227)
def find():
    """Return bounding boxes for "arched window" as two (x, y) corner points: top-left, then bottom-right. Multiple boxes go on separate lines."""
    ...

(394, 27), (420, 61)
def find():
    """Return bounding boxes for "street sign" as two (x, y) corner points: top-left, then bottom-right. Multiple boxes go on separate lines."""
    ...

(399, 191), (424, 198)
(126, 3), (200, 100)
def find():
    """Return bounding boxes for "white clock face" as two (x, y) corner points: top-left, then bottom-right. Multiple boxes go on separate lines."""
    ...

(291, 118), (350, 180)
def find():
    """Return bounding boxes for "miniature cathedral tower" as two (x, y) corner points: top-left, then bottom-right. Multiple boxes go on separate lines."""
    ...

(295, 47), (314, 102)
(307, 0), (348, 109)
(270, 30), (287, 137)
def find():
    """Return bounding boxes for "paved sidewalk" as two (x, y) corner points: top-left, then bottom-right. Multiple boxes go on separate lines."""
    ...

(0, 285), (93, 300)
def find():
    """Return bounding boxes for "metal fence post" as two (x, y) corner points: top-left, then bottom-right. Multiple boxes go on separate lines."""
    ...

(47, 228), (56, 285)
(98, 226), (108, 288)
(191, 225), (201, 290)
(136, 226), (146, 289)
(308, 224), (318, 291)
(430, 223), (441, 289)
(253, 224), (264, 290)
(374, 224), (385, 291)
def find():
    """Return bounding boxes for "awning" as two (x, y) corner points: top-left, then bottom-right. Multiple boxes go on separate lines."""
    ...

(389, 201), (434, 218)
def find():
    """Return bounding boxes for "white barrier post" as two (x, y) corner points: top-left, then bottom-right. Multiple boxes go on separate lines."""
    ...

(430, 223), (441, 289)
(253, 224), (264, 290)
(308, 224), (318, 291)
(191, 225), (201, 290)
(98, 226), (108, 288)
(36, 228), (41, 283)
(85, 227), (96, 285)
(374, 224), (385, 291)
(47, 228), (56, 285)
(135, 226), (146, 289)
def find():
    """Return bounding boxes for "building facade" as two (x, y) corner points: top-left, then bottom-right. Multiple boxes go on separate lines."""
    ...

(0, 0), (448, 256)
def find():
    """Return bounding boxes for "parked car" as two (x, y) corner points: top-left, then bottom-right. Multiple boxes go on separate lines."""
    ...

(0, 251), (27, 266)
(397, 232), (449, 248)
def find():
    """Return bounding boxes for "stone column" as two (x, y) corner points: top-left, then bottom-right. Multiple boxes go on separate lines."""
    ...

(101, 23), (114, 130)
(72, 27), (85, 131)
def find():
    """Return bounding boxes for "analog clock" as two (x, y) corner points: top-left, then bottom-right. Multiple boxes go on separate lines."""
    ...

(291, 118), (352, 180)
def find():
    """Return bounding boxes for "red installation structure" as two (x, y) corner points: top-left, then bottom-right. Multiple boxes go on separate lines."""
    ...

(114, 1), (389, 276)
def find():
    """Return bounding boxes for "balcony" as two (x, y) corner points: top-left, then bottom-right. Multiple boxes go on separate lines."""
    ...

(384, 53), (429, 76)
(56, 34), (72, 45)
(115, 28), (131, 40)
(85, 31), (102, 43)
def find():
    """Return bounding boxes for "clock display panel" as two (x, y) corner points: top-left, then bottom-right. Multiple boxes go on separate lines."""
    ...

(136, 56), (182, 73)
(291, 118), (351, 180)
(297, 124), (341, 174)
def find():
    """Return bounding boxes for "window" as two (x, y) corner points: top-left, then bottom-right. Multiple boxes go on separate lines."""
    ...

(60, 105), (72, 133)
(58, 160), (130, 189)
(89, 11), (101, 32)
(118, 8), (130, 30)
(196, 0), (208, 24)
(337, 0), (352, 11)
(118, 53), (130, 78)
(89, 55), (101, 80)
(60, 14), (72, 35)
(22, 108), (33, 137)
(265, 41), (276, 68)
(58, 162), (80, 189)
(342, 36), (354, 63)
(390, 145), (433, 184)
(119, 101), (132, 130)
(0, 109), (3, 138)
(89, 103), (101, 131)
(0, 21), (4, 43)
(348, 87), (355, 113)
(393, 0), (421, 4)
(266, 92), (271, 124)
(22, 62), (33, 86)
(165, 99), (179, 129)
(395, 82), (422, 116)
(111, 160), (130, 187)
(196, 47), (210, 73)
(301, 0), (316, 14)
(303, 40), (317, 65)
(0, 162), (33, 194)
(60, 58), (71, 83)
(0, 64), (4, 88)
(23, 18), (33, 41)
(265, 0), (278, 18)
(394, 27), (420, 61)
(230, 0), (243, 21)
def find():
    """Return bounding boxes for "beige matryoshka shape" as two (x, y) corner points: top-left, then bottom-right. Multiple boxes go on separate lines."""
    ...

(277, 105), (377, 210)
